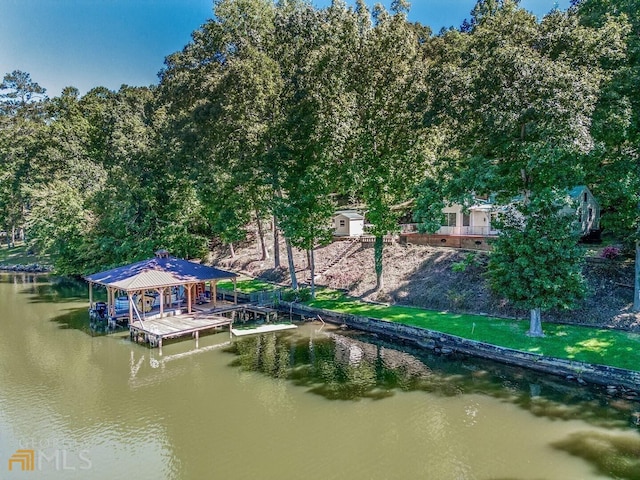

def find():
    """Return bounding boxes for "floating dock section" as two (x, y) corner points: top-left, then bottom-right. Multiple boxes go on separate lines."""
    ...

(231, 323), (297, 337)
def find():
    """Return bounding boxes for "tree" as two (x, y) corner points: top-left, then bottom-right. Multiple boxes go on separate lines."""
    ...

(24, 86), (106, 273)
(0, 71), (49, 248)
(342, 2), (430, 291)
(0, 70), (47, 116)
(159, 0), (289, 271)
(572, 0), (640, 311)
(415, 1), (625, 330)
(488, 190), (586, 336)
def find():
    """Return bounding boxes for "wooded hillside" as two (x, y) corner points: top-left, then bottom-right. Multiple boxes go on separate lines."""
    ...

(0, 0), (638, 324)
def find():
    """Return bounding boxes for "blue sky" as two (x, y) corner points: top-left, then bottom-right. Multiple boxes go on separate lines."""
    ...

(0, 0), (569, 98)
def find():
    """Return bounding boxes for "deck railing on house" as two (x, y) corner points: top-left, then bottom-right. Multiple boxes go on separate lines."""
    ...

(436, 226), (498, 236)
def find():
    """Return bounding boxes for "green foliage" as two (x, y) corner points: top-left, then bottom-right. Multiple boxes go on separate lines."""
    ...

(0, 70), (47, 116)
(281, 287), (311, 302)
(488, 191), (587, 312)
(451, 253), (480, 272)
(0, 0), (637, 301)
(413, 177), (447, 233)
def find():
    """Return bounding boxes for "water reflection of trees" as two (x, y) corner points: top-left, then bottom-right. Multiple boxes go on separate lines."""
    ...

(552, 431), (640, 479)
(7, 274), (121, 336)
(226, 327), (640, 430)
(0, 273), (88, 303)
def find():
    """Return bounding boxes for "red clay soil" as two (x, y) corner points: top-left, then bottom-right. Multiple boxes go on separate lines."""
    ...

(209, 233), (640, 332)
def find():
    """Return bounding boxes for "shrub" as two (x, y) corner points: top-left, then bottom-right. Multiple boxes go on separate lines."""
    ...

(452, 252), (478, 272)
(297, 288), (311, 302)
(281, 287), (311, 302)
(281, 289), (297, 302)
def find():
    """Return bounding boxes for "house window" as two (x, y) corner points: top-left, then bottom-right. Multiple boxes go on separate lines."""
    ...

(583, 192), (588, 203)
(588, 208), (593, 221)
(339, 219), (346, 227)
(462, 213), (470, 227)
(442, 213), (457, 227)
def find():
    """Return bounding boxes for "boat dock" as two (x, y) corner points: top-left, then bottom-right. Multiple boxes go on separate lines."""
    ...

(130, 303), (283, 350)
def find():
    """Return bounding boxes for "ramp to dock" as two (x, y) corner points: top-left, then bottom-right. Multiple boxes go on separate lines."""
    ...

(231, 323), (297, 337)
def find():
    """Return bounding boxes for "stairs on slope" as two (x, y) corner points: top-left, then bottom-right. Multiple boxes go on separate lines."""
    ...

(310, 238), (361, 282)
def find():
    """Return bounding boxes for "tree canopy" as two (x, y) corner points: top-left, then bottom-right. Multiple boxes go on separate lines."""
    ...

(0, 0), (636, 318)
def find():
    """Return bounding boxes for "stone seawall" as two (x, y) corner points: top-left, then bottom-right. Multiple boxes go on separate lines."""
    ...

(0, 263), (52, 273)
(282, 302), (640, 393)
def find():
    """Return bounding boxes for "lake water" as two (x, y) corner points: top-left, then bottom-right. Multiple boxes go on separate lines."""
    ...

(1, 273), (639, 479)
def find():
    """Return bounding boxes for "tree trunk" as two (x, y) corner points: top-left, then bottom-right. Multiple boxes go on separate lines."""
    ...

(229, 242), (235, 258)
(528, 308), (544, 337)
(634, 239), (640, 312)
(11, 225), (16, 248)
(374, 235), (384, 291)
(273, 216), (281, 269)
(635, 199), (640, 312)
(308, 248), (316, 299)
(256, 213), (269, 261)
(285, 237), (297, 291)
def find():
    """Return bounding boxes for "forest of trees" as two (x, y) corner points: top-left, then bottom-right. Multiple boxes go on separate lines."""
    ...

(0, 0), (638, 331)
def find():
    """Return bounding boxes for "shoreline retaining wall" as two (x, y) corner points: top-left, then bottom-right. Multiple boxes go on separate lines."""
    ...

(0, 263), (52, 273)
(281, 302), (640, 393)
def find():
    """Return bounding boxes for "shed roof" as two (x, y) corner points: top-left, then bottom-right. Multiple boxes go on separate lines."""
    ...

(84, 256), (237, 291)
(568, 185), (587, 198)
(335, 211), (364, 220)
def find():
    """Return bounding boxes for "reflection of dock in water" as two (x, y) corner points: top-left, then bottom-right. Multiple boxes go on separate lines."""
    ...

(128, 340), (232, 388)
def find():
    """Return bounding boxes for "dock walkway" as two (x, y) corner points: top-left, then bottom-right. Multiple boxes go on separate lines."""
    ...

(130, 313), (231, 348)
(130, 303), (282, 349)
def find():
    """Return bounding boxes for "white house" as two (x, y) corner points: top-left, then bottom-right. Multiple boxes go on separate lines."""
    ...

(333, 211), (365, 237)
(439, 198), (499, 236)
(436, 186), (600, 237)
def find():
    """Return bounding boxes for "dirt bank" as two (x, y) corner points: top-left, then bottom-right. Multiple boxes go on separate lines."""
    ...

(209, 234), (639, 332)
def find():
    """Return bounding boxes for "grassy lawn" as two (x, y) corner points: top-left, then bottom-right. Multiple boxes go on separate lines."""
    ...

(0, 242), (47, 265)
(217, 278), (279, 293)
(306, 289), (640, 372)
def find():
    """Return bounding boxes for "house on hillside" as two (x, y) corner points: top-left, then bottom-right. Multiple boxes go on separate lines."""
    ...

(333, 211), (365, 237)
(439, 198), (499, 237)
(402, 186), (601, 249)
(567, 185), (600, 236)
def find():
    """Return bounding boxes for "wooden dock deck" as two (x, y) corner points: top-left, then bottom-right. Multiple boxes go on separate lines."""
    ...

(129, 303), (282, 349)
(130, 312), (232, 348)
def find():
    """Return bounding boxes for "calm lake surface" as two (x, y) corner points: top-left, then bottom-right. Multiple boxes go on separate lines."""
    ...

(1, 273), (640, 480)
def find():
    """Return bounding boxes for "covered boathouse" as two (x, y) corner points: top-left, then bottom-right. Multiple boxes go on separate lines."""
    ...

(84, 249), (238, 327)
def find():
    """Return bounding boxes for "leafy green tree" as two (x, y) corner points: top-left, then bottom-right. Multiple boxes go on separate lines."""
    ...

(572, 0), (640, 310)
(488, 190), (586, 336)
(416, 1), (625, 328)
(342, 1), (430, 291)
(159, 0), (286, 269)
(24, 86), (106, 272)
(0, 71), (49, 247)
(270, 2), (361, 296)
